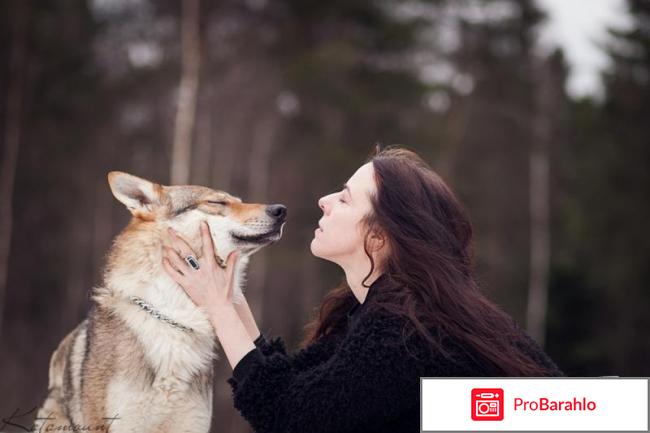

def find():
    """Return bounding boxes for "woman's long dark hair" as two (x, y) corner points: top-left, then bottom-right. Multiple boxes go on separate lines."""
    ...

(301, 146), (555, 376)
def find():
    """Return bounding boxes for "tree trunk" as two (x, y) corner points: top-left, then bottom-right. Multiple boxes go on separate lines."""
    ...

(0, 0), (29, 339)
(171, 0), (201, 184)
(192, 80), (214, 186)
(526, 55), (552, 346)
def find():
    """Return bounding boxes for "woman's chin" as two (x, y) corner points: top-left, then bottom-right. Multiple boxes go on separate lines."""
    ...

(310, 239), (329, 260)
(309, 238), (321, 257)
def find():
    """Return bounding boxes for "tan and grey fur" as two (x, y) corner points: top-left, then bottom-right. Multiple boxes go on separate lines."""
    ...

(35, 172), (286, 432)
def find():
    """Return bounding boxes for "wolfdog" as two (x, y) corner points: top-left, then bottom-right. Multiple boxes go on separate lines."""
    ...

(35, 171), (286, 432)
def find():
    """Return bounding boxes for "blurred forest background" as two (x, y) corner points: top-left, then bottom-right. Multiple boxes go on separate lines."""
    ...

(0, 0), (648, 431)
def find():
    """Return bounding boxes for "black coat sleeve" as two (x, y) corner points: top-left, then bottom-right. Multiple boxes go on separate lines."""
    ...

(254, 333), (288, 356)
(233, 331), (344, 385)
(241, 330), (343, 377)
(227, 315), (425, 433)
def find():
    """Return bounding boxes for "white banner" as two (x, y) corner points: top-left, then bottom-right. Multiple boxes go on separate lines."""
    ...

(421, 378), (648, 432)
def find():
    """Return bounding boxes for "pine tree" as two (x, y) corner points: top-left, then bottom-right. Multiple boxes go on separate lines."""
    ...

(548, 0), (650, 375)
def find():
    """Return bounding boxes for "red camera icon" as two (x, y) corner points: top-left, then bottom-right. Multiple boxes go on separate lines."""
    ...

(471, 388), (504, 421)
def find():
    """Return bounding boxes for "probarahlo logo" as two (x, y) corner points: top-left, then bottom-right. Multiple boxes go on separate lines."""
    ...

(471, 388), (504, 421)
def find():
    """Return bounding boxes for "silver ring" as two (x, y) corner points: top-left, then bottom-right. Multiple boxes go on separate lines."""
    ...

(185, 255), (200, 270)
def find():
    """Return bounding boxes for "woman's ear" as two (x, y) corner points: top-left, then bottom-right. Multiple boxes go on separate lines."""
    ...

(368, 230), (387, 252)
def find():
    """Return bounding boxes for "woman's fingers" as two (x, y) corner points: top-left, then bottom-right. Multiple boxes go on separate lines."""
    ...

(224, 251), (239, 300)
(164, 225), (240, 305)
(164, 246), (188, 275)
(200, 221), (217, 262)
(162, 257), (186, 284)
(226, 250), (239, 269)
(168, 228), (194, 258)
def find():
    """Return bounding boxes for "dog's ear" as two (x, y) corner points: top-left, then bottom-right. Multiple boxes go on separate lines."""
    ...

(107, 171), (163, 215)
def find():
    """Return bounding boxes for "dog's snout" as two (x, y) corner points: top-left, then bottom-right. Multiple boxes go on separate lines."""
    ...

(266, 204), (287, 221)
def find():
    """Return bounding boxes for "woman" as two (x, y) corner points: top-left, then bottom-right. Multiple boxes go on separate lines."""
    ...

(163, 147), (563, 433)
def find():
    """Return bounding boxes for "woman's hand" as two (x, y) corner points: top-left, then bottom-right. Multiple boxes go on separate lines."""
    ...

(162, 221), (239, 311)
(162, 222), (255, 369)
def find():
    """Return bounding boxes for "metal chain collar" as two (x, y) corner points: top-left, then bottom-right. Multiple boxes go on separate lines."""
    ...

(129, 296), (194, 333)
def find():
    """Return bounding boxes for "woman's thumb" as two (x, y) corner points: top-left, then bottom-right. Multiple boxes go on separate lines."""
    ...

(228, 251), (239, 265)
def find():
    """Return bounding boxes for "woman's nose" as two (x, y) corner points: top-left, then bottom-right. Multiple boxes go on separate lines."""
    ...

(318, 196), (328, 213)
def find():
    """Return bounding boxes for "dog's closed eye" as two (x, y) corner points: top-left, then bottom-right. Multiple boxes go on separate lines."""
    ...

(174, 204), (198, 215)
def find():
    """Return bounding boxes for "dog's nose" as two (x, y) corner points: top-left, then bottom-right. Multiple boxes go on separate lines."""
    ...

(266, 204), (287, 221)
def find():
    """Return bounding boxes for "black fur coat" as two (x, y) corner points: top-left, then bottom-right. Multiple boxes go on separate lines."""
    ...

(227, 277), (563, 433)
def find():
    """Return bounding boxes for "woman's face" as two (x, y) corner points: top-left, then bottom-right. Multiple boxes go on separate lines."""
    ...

(310, 162), (377, 265)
